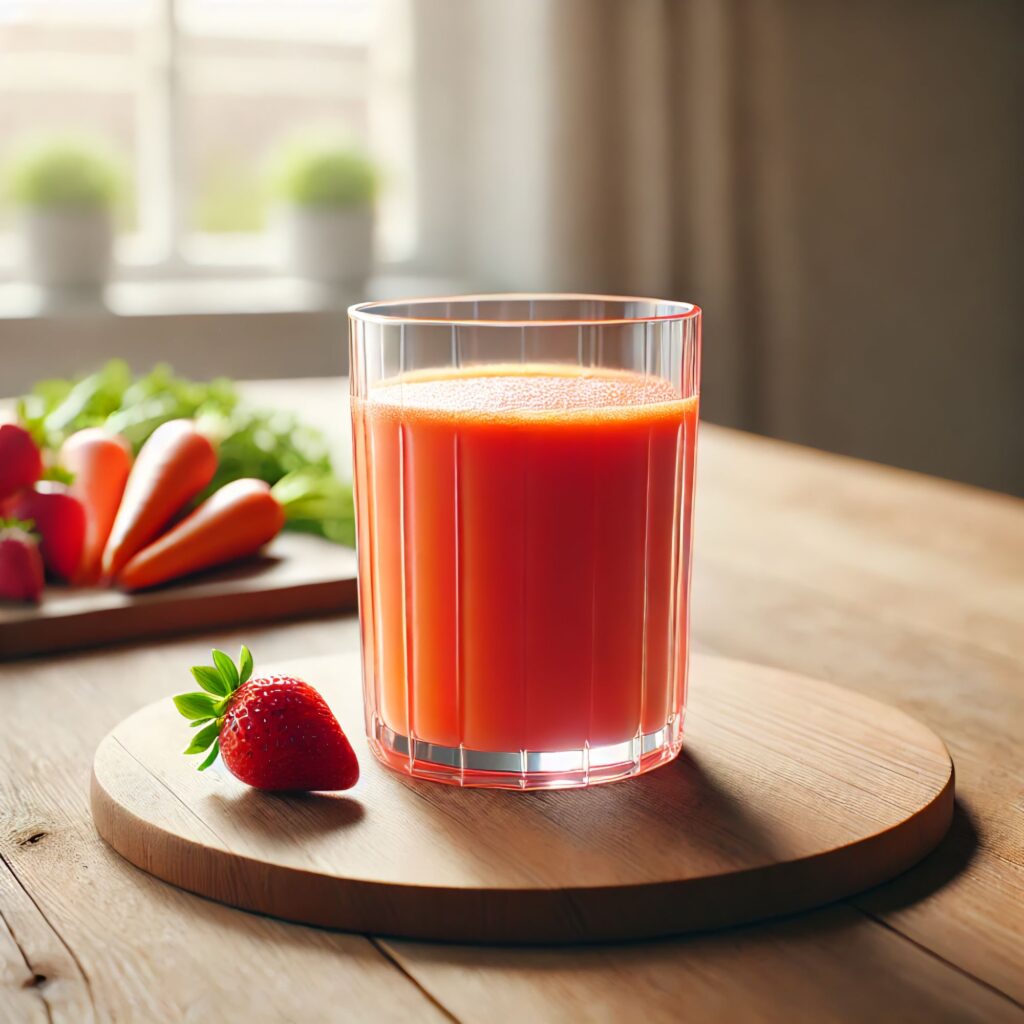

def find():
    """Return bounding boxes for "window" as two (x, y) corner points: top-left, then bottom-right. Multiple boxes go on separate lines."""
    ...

(0, 0), (413, 280)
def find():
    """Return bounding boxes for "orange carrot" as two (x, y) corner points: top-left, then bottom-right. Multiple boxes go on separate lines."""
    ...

(102, 419), (217, 579)
(117, 478), (284, 591)
(61, 428), (132, 585)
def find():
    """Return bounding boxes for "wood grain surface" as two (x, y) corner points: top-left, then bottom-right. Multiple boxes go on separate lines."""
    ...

(2, 378), (1022, 1023)
(90, 651), (953, 943)
(0, 533), (358, 660)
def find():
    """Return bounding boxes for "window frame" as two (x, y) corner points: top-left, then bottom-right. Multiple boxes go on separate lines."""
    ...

(0, 0), (414, 285)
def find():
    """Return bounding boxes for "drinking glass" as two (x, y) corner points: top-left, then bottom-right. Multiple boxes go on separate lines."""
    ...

(349, 295), (701, 789)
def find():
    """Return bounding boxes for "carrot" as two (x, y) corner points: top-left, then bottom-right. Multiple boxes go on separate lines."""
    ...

(102, 419), (217, 579)
(117, 478), (284, 591)
(61, 428), (132, 585)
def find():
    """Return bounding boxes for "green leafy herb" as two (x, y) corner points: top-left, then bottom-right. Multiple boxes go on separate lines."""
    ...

(271, 468), (355, 546)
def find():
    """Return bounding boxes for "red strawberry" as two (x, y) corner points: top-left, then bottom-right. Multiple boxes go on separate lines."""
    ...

(3, 483), (86, 581)
(0, 424), (43, 500)
(173, 646), (359, 791)
(0, 520), (45, 603)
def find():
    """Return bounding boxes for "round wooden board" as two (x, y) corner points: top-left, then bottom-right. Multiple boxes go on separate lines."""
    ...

(91, 651), (954, 944)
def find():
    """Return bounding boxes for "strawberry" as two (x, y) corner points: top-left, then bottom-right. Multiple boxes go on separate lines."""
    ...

(3, 483), (86, 581)
(0, 520), (45, 603)
(0, 424), (43, 501)
(173, 646), (359, 791)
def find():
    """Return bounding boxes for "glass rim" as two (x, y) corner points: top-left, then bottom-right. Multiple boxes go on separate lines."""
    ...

(348, 293), (701, 328)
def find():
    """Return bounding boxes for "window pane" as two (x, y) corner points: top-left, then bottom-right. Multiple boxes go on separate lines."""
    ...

(0, 0), (150, 235)
(179, 0), (374, 237)
(0, 0), (414, 272)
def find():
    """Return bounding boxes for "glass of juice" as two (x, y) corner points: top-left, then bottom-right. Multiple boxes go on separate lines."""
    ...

(349, 295), (701, 789)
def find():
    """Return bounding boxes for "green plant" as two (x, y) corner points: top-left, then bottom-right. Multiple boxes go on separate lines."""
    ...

(271, 137), (377, 208)
(5, 138), (122, 210)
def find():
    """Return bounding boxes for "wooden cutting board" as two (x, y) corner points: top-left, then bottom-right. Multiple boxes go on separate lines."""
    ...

(0, 533), (357, 659)
(91, 651), (954, 943)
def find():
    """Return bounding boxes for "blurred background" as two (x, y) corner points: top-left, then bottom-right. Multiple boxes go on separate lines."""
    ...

(0, 0), (1021, 494)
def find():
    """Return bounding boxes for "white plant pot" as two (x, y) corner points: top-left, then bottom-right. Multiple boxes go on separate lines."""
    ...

(277, 204), (374, 287)
(19, 207), (114, 294)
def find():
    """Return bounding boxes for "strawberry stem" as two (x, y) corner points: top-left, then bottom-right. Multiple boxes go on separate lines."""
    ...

(0, 518), (37, 535)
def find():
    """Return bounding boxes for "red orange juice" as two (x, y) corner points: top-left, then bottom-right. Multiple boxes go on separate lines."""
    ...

(353, 365), (698, 780)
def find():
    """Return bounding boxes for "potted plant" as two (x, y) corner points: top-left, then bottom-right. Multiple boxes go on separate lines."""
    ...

(271, 138), (378, 290)
(5, 138), (122, 299)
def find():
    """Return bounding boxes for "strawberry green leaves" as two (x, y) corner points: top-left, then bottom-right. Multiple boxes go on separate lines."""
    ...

(191, 664), (229, 697)
(174, 644), (254, 771)
(184, 721), (221, 754)
(183, 645), (249, 701)
(197, 743), (220, 772)
(173, 692), (219, 720)
(238, 645), (253, 686)
(0, 518), (36, 534)
(211, 649), (238, 689)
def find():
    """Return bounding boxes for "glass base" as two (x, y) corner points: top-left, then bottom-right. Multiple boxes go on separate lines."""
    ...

(367, 714), (684, 790)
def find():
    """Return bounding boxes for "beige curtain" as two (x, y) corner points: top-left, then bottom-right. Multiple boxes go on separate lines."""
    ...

(408, 0), (1024, 494)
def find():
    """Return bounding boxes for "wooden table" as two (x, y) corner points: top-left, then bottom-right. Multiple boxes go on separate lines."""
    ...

(2, 379), (1021, 1023)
